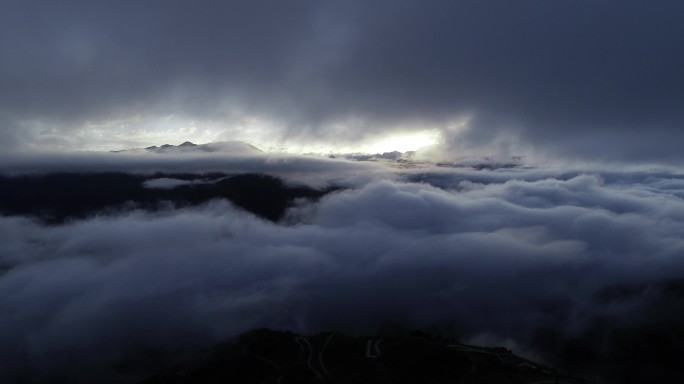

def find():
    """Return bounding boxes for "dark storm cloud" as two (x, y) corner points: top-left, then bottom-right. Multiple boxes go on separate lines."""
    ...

(1, 1), (683, 160)
(0, 0), (314, 116)
(2, 165), (684, 382)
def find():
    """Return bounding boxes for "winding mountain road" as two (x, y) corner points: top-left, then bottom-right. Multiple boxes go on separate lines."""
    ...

(295, 337), (323, 379)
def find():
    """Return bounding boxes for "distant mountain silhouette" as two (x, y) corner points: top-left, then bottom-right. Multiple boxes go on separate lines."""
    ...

(112, 141), (263, 154)
(139, 329), (590, 384)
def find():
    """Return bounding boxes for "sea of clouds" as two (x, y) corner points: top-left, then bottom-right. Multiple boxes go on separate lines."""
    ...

(1, 152), (684, 382)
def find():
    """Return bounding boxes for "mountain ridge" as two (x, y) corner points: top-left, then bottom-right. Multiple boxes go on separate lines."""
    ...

(139, 328), (591, 384)
(111, 141), (263, 154)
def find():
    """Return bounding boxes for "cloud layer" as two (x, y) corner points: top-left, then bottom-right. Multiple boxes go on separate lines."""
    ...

(2, 161), (684, 382)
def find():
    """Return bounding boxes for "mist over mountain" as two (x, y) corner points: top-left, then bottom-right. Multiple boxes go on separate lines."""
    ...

(0, 172), (329, 223)
(2, 1), (684, 383)
(113, 141), (263, 155)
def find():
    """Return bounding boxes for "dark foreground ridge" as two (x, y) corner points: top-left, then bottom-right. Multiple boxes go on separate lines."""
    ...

(0, 173), (330, 223)
(140, 329), (590, 384)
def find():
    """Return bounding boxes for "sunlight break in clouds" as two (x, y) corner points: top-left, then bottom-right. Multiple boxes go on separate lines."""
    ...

(363, 130), (440, 153)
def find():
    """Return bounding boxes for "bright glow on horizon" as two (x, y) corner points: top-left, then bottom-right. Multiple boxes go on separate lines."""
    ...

(363, 130), (439, 153)
(255, 129), (441, 155)
(32, 112), (444, 156)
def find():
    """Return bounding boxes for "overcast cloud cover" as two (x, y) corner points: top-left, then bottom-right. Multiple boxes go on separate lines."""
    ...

(1, 0), (684, 160)
(3, 1), (684, 383)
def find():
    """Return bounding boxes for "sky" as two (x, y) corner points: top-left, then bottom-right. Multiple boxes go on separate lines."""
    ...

(2, 2), (684, 384)
(1, 0), (683, 160)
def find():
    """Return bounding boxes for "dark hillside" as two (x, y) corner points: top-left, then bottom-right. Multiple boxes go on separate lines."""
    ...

(0, 173), (329, 223)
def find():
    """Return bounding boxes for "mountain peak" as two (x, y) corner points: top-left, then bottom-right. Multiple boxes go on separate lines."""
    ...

(113, 141), (262, 154)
